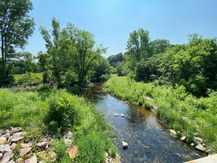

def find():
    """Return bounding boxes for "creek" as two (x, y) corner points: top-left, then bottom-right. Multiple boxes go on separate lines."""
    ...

(87, 83), (205, 163)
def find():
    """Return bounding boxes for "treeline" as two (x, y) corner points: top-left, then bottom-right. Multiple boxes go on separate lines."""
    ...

(108, 29), (217, 96)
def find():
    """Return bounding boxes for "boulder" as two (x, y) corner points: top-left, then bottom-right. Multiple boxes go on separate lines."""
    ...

(10, 143), (17, 150)
(12, 132), (27, 138)
(113, 114), (118, 117)
(120, 114), (125, 117)
(9, 160), (15, 163)
(195, 144), (206, 152)
(21, 143), (32, 148)
(121, 141), (128, 149)
(64, 139), (72, 147)
(24, 155), (37, 163)
(66, 145), (79, 159)
(169, 129), (177, 138)
(10, 127), (22, 134)
(37, 142), (47, 149)
(0, 137), (7, 144)
(0, 144), (12, 153)
(2, 133), (10, 139)
(16, 158), (24, 163)
(64, 131), (72, 139)
(20, 147), (32, 156)
(0, 152), (3, 159)
(195, 137), (203, 143)
(1, 151), (13, 163)
(191, 143), (194, 147)
(181, 136), (186, 141)
(11, 136), (24, 143)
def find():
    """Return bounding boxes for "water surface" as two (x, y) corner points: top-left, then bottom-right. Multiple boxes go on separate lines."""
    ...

(88, 84), (205, 163)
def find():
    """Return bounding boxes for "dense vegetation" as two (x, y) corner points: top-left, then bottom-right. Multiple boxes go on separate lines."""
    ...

(111, 30), (217, 97)
(105, 75), (217, 152)
(0, 87), (116, 162)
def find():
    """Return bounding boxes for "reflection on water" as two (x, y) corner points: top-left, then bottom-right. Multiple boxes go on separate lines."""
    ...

(87, 84), (205, 163)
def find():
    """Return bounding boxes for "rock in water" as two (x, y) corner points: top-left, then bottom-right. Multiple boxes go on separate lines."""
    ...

(195, 144), (206, 152)
(114, 114), (118, 117)
(120, 114), (125, 117)
(169, 129), (177, 137)
(122, 141), (128, 149)
(181, 136), (186, 141)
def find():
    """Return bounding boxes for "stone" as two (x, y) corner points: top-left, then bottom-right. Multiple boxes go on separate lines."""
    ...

(2, 133), (10, 139)
(64, 131), (72, 139)
(64, 139), (72, 147)
(16, 158), (24, 163)
(195, 137), (203, 143)
(9, 160), (15, 163)
(191, 143), (194, 147)
(1, 151), (13, 163)
(39, 161), (46, 163)
(113, 114), (118, 117)
(0, 152), (3, 159)
(10, 127), (22, 134)
(169, 129), (177, 137)
(12, 132), (27, 138)
(122, 141), (128, 149)
(66, 145), (79, 159)
(10, 143), (17, 150)
(11, 136), (24, 143)
(195, 144), (206, 152)
(21, 143), (32, 148)
(37, 142), (47, 149)
(181, 136), (186, 141)
(20, 147), (32, 156)
(24, 155), (37, 163)
(0, 144), (12, 153)
(0, 137), (7, 144)
(120, 114), (125, 117)
(48, 151), (57, 162)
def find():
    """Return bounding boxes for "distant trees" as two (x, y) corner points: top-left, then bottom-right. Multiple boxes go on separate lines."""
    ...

(107, 52), (124, 67)
(113, 28), (217, 96)
(39, 18), (110, 89)
(0, 0), (35, 82)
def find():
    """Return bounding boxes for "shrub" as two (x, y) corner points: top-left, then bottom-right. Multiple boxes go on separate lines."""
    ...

(44, 90), (77, 134)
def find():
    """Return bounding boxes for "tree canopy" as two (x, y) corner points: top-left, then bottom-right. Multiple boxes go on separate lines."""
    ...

(0, 0), (35, 82)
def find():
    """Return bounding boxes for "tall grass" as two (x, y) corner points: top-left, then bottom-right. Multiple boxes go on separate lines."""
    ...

(104, 75), (217, 152)
(0, 88), (116, 162)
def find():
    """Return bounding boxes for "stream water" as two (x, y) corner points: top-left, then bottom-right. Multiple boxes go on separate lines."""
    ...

(87, 83), (205, 163)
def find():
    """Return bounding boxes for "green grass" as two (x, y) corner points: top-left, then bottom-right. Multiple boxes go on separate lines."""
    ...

(0, 88), (116, 162)
(104, 75), (217, 152)
(13, 73), (43, 87)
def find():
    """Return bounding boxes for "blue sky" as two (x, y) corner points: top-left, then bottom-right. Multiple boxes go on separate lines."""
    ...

(25, 0), (217, 57)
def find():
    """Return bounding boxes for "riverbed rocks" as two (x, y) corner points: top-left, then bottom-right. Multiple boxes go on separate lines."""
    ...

(195, 144), (206, 152)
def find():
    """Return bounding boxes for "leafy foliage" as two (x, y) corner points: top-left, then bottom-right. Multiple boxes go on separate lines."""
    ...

(0, 0), (35, 82)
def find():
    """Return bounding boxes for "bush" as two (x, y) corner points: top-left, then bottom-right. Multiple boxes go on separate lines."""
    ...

(44, 90), (77, 134)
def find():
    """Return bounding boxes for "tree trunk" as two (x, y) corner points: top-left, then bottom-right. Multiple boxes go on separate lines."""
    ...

(1, 35), (6, 81)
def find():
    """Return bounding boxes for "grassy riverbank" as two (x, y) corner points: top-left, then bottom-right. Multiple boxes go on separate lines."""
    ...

(0, 88), (116, 162)
(104, 75), (217, 152)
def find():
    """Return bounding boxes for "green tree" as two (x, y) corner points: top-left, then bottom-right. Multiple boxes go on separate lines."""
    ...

(64, 23), (106, 88)
(0, 0), (35, 82)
